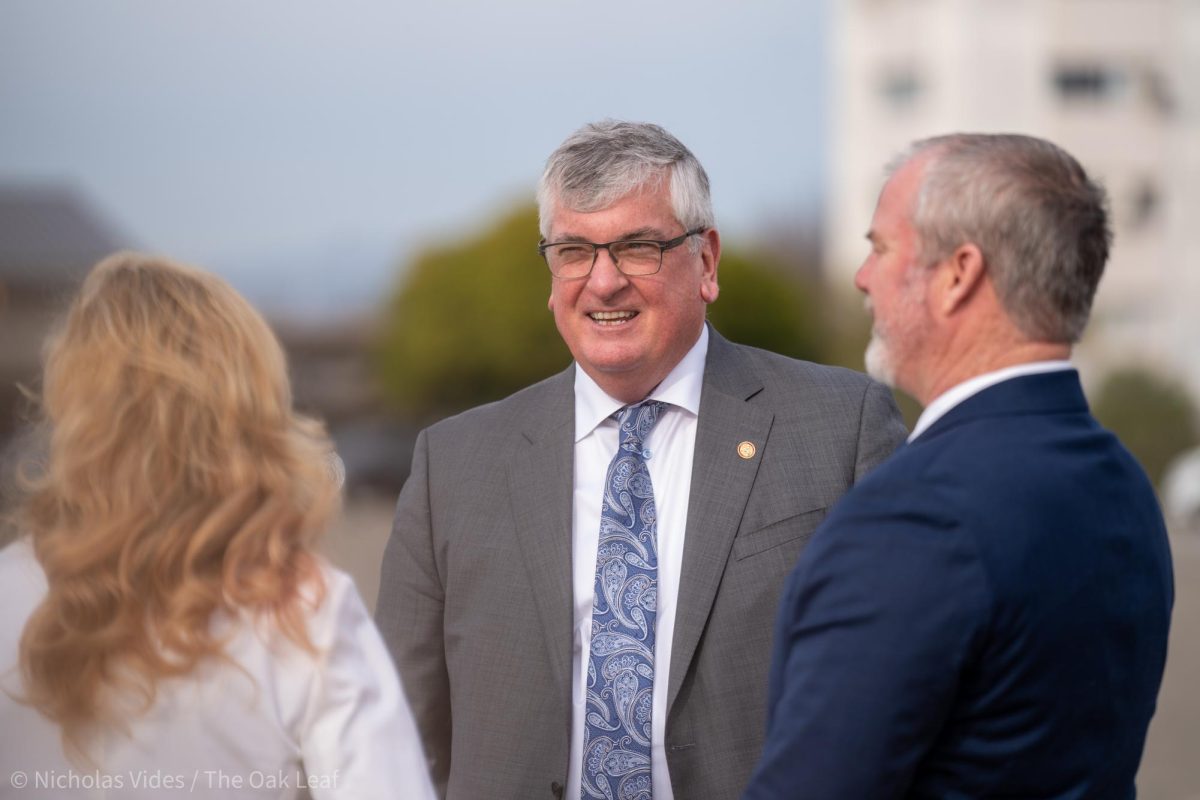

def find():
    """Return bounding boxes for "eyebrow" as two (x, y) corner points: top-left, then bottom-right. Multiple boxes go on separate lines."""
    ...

(550, 227), (668, 244)
(619, 227), (665, 240)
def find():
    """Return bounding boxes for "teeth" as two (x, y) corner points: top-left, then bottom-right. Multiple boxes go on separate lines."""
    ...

(589, 311), (637, 324)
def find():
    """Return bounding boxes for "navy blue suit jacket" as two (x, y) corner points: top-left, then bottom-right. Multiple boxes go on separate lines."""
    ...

(744, 370), (1173, 799)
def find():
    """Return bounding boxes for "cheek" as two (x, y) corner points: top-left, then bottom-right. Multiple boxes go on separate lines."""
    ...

(548, 280), (577, 313)
(547, 282), (586, 337)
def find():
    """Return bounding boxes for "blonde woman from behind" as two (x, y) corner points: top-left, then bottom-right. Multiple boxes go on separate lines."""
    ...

(0, 252), (436, 799)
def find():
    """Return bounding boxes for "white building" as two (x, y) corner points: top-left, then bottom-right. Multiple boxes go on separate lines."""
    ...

(826, 0), (1200, 397)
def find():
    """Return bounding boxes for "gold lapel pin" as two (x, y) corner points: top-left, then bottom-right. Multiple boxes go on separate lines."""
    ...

(737, 441), (756, 460)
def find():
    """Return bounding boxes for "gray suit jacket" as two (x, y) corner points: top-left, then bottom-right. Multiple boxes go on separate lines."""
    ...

(376, 328), (906, 799)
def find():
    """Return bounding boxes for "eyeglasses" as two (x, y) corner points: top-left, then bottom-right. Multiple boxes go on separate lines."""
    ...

(537, 228), (706, 279)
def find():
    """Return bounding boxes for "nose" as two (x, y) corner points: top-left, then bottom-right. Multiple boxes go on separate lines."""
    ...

(853, 256), (872, 294)
(585, 247), (630, 297)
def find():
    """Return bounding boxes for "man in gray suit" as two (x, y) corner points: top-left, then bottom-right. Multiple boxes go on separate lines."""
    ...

(376, 120), (906, 800)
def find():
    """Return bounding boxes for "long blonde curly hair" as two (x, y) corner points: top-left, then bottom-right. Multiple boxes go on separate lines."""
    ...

(17, 252), (338, 751)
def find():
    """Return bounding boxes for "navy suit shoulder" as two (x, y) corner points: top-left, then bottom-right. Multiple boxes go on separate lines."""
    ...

(745, 371), (1173, 800)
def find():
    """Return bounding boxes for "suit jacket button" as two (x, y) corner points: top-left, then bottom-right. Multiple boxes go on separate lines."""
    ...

(551, 781), (564, 798)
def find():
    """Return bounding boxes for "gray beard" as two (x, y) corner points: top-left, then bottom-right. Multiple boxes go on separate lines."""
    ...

(864, 333), (896, 388)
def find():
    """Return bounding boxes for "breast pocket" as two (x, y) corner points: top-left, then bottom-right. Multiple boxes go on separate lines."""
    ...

(731, 506), (828, 561)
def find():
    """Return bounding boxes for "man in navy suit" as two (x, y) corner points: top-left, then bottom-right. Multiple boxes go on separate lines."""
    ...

(743, 134), (1174, 799)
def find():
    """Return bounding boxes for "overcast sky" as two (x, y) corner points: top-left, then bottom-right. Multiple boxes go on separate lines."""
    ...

(1, 0), (828, 314)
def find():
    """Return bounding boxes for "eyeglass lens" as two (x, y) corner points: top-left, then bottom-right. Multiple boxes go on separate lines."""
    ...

(544, 241), (663, 277)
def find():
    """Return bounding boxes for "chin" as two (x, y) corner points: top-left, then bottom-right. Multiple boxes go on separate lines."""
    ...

(580, 338), (641, 365)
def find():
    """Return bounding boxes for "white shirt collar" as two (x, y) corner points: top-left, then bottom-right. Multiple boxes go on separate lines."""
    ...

(908, 360), (1075, 442)
(574, 324), (709, 442)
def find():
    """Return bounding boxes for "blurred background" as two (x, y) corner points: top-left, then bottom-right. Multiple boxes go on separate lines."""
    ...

(1, 0), (1197, 795)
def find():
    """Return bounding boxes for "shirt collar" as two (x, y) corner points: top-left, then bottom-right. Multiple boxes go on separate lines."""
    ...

(909, 359), (1075, 442)
(574, 325), (709, 442)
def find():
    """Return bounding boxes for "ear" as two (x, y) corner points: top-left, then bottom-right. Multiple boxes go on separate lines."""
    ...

(936, 242), (986, 316)
(699, 227), (721, 304)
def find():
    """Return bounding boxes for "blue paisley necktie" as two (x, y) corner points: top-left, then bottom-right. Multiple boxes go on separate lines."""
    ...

(581, 400), (665, 800)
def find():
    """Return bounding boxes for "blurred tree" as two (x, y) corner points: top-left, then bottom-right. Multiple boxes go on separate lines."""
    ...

(377, 204), (850, 420)
(1093, 366), (1199, 487)
(376, 205), (567, 421)
(707, 248), (826, 363)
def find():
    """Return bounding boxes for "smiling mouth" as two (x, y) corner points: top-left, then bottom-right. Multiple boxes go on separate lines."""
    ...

(588, 310), (638, 326)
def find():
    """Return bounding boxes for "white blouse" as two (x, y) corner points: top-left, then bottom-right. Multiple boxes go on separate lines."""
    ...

(0, 538), (436, 799)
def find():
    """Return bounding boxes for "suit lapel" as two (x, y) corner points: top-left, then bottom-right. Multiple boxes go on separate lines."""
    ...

(915, 369), (1089, 444)
(668, 331), (774, 711)
(507, 366), (577, 696)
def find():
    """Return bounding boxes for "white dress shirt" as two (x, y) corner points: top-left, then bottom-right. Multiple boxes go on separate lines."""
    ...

(0, 538), (436, 800)
(909, 360), (1075, 442)
(565, 325), (709, 800)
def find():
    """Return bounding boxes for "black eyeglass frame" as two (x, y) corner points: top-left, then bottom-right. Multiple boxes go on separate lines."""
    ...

(537, 227), (707, 278)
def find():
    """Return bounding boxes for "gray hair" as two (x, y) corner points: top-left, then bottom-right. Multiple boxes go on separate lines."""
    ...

(537, 120), (715, 244)
(891, 133), (1111, 343)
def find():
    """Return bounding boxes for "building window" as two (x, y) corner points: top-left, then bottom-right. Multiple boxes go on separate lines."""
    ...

(1053, 62), (1174, 116)
(879, 67), (922, 109)
(1053, 64), (1124, 101)
(1129, 178), (1160, 231)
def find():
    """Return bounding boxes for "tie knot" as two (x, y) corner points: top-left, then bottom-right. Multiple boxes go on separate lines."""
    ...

(616, 401), (666, 449)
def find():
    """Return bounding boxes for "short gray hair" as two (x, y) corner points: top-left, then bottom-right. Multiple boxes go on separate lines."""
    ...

(537, 120), (715, 242)
(892, 133), (1111, 343)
